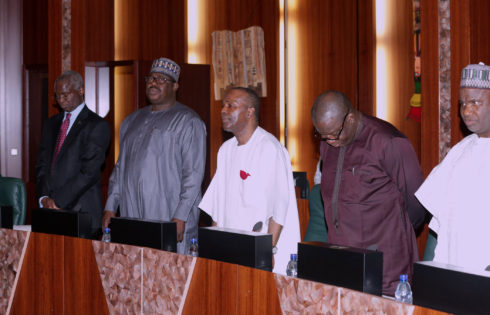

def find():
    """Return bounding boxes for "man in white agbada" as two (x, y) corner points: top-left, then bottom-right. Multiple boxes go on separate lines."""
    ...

(199, 87), (300, 275)
(416, 62), (490, 273)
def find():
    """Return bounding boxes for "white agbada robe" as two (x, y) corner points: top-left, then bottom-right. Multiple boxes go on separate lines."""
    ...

(416, 134), (490, 272)
(199, 127), (301, 275)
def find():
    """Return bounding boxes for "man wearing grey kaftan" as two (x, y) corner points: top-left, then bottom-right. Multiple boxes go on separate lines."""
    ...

(103, 57), (206, 254)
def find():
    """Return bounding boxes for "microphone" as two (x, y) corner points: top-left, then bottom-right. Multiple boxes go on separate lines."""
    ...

(252, 221), (263, 232)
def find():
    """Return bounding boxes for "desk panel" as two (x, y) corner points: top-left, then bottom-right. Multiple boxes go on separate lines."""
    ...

(3, 229), (449, 315)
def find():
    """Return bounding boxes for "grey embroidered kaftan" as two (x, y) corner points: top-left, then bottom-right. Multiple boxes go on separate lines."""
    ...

(105, 103), (206, 253)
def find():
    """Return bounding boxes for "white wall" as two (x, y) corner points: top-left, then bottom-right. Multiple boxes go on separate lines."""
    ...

(0, 0), (23, 177)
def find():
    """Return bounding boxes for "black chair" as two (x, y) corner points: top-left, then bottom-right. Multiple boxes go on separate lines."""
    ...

(293, 171), (309, 199)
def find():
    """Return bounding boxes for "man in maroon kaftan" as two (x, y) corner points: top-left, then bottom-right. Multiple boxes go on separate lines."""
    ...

(312, 90), (426, 296)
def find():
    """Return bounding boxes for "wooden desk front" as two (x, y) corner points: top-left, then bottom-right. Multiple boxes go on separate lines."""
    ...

(0, 228), (447, 314)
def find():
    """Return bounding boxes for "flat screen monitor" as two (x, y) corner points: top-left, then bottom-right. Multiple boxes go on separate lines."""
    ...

(31, 208), (92, 238)
(198, 226), (273, 271)
(110, 217), (177, 252)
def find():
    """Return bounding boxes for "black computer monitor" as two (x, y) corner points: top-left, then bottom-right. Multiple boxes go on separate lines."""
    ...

(109, 217), (177, 252)
(413, 261), (490, 314)
(31, 208), (92, 238)
(198, 226), (273, 271)
(297, 241), (383, 296)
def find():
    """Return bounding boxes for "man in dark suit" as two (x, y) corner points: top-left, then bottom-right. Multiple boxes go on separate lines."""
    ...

(36, 70), (110, 237)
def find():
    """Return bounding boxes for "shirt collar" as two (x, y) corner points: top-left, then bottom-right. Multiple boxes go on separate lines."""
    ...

(64, 102), (85, 120)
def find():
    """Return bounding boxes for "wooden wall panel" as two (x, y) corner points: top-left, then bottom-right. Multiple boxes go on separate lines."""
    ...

(113, 64), (137, 161)
(418, 0), (440, 258)
(71, 0), (87, 76)
(23, 0), (48, 65)
(138, 1), (186, 63)
(420, 0), (440, 176)
(287, 0), (358, 185)
(357, 0), (376, 116)
(22, 66), (48, 223)
(47, 0), (63, 117)
(450, 0), (470, 147)
(449, 0), (490, 147)
(177, 64), (212, 190)
(193, 0), (280, 176)
(114, 0), (186, 63)
(71, 0), (114, 74)
(385, 0), (421, 159)
(22, 0), (48, 219)
(114, 0), (140, 60)
(421, 0), (490, 173)
(85, 0), (114, 62)
(469, 0), (490, 64)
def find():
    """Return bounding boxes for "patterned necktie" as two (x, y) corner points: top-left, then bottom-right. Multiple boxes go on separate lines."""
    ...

(51, 113), (71, 169)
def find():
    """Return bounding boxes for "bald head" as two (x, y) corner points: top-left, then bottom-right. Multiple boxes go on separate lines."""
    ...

(311, 90), (353, 124)
(311, 90), (359, 147)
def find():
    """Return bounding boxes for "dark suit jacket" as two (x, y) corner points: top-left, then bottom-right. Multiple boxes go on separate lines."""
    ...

(36, 105), (111, 231)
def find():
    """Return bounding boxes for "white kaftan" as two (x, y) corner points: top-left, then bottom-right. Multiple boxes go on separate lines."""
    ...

(199, 127), (300, 275)
(416, 134), (490, 272)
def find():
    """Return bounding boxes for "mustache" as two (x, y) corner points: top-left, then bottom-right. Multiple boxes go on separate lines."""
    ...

(147, 86), (161, 92)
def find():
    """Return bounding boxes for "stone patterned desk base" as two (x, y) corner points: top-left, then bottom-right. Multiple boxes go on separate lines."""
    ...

(0, 229), (29, 315)
(275, 274), (414, 315)
(93, 242), (196, 315)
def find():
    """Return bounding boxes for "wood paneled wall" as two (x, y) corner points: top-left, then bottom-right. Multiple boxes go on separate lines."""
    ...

(24, 0), (419, 185)
(190, 0), (280, 174)
(450, 0), (490, 147)
(286, 0), (359, 184)
(469, 1), (490, 65)
(417, 0), (490, 256)
(23, 0), (48, 66)
(47, 0), (63, 117)
(71, 0), (114, 72)
(357, 0), (376, 117)
(284, 0), (418, 185)
(21, 0), (490, 232)
(43, 0), (186, 116)
(421, 0), (490, 175)
(114, 0), (185, 63)
(420, 0), (440, 176)
(43, 0), (114, 116)
(449, 1), (470, 149)
(383, 0), (421, 159)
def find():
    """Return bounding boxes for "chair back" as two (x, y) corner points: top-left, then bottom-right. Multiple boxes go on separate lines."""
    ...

(0, 177), (27, 225)
(304, 184), (328, 242)
(423, 229), (437, 261)
(293, 171), (310, 199)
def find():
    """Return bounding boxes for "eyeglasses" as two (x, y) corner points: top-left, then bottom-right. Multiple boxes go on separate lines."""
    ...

(315, 111), (349, 141)
(459, 100), (483, 108)
(145, 75), (175, 84)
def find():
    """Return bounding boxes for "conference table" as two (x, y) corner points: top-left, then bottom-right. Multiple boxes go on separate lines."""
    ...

(0, 227), (448, 314)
